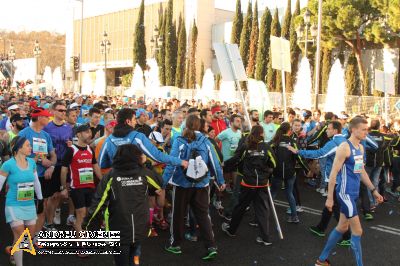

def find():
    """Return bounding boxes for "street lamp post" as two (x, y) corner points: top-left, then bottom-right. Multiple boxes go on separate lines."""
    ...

(100, 31), (111, 94)
(296, 9), (318, 56)
(8, 43), (15, 88)
(149, 26), (163, 58)
(33, 40), (42, 85)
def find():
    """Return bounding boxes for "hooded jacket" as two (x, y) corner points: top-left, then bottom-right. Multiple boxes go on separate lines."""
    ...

(162, 132), (224, 188)
(99, 124), (182, 169)
(84, 148), (162, 245)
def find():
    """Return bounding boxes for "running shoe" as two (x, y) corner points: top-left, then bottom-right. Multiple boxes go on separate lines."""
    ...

(43, 223), (58, 231)
(287, 216), (300, 223)
(213, 200), (224, 210)
(255, 236), (272, 246)
(248, 221), (259, 227)
(149, 227), (158, 237)
(202, 247), (217, 260)
(364, 213), (374, 221)
(286, 207), (292, 214)
(296, 206), (304, 213)
(66, 215), (76, 226)
(337, 239), (351, 247)
(322, 191), (328, 197)
(315, 259), (331, 266)
(309, 226), (325, 237)
(53, 208), (61, 225)
(316, 188), (323, 193)
(221, 222), (236, 237)
(165, 245), (182, 254)
(184, 232), (198, 242)
(221, 213), (232, 221)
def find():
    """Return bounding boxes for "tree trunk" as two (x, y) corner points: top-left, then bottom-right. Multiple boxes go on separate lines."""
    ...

(345, 35), (367, 95)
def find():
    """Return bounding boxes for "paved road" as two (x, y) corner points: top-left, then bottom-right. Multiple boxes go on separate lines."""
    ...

(1, 183), (399, 266)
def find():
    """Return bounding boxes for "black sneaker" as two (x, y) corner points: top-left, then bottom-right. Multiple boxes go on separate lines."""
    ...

(202, 247), (217, 260)
(221, 222), (236, 237)
(309, 226), (325, 237)
(255, 236), (272, 246)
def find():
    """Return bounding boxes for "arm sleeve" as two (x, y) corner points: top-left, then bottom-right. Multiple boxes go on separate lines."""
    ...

(61, 147), (74, 167)
(99, 140), (111, 169)
(299, 141), (337, 159)
(224, 143), (245, 171)
(134, 133), (182, 166)
(34, 171), (43, 200)
(293, 141), (310, 172)
(216, 130), (226, 141)
(307, 125), (327, 145)
(161, 140), (181, 187)
(46, 133), (54, 153)
(90, 147), (97, 164)
(207, 140), (224, 185)
(143, 168), (162, 190)
(365, 134), (378, 151)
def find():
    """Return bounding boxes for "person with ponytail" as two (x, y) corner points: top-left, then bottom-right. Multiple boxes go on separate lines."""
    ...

(270, 122), (309, 224)
(221, 125), (276, 246)
(162, 114), (225, 261)
(0, 136), (43, 266)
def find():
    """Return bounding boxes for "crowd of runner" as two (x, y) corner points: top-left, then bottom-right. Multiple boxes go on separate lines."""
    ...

(0, 91), (398, 266)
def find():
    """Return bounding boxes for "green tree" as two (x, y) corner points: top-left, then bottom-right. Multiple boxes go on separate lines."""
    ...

(246, 0), (259, 78)
(255, 8), (272, 82)
(281, 0), (292, 91)
(185, 58), (190, 88)
(345, 53), (360, 96)
(155, 5), (163, 62)
(320, 48), (332, 94)
(240, 1), (253, 69)
(304, 0), (395, 94)
(288, 0), (301, 92)
(199, 61), (205, 87)
(157, 9), (167, 85)
(164, 0), (177, 86)
(189, 20), (198, 89)
(175, 14), (186, 88)
(133, 0), (146, 70)
(231, 0), (243, 44)
(266, 8), (282, 92)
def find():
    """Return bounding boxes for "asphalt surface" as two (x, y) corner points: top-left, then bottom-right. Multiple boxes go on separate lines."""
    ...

(1, 182), (399, 266)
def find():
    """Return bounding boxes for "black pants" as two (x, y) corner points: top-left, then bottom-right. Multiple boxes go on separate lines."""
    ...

(315, 187), (350, 240)
(359, 183), (371, 214)
(391, 157), (400, 191)
(228, 186), (270, 242)
(113, 243), (141, 266)
(169, 186), (215, 248)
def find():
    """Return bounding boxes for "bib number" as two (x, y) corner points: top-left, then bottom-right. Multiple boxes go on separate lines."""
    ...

(32, 137), (48, 155)
(79, 168), (94, 184)
(17, 182), (34, 201)
(230, 144), (237, 156)
(353, 155), (363, 174)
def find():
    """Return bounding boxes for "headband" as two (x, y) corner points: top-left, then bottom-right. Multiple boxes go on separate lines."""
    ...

(12, 136), (28, 155)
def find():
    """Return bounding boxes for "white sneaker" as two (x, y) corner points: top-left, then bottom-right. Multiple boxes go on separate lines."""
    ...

(316, 188), (323, 193)
(322, 191), (328, 197)
(296, 206), (304, 213)
(66, 215), (76, 226)
(53, 208), (61, 225)
(213, 200), (224, 210)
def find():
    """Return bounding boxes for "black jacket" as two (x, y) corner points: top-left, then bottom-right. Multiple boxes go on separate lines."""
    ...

(271, 135), (309, 179)
(225, 141), (276, 187)
(365, 130), (391, 168)
(308, 121), (330, 149)
(84, 164), (162, 245)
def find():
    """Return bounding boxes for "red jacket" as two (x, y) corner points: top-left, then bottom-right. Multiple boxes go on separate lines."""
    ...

(211, 119), (227, 137)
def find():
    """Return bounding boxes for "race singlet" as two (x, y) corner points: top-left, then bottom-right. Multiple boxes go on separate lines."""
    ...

(78, 168), (94, 184)
(17, 182), (34, 201)
(32, 137), (48, 155)
(353, 155), (363, 174)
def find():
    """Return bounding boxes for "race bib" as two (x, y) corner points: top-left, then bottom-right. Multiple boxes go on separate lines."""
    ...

(17, 182), (34, 201)
(32, 137), (48, 155)
(353, 155), (363, 174)
(79, 168), (94, 184)
(230, 144), (238, 156)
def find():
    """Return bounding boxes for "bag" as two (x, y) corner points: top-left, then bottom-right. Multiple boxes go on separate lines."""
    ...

(184, 147), (209, 183)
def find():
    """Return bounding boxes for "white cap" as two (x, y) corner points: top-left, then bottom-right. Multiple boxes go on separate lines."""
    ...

(338, 114), (349, 120)
(8, 104), (19, 111)
(68, 103), (81, 109)
(105, 107), (113, 113)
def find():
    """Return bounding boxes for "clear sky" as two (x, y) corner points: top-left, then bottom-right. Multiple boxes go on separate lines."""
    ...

(0, 0), (307, 34)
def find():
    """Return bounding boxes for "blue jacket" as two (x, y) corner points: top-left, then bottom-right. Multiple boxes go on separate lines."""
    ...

(162, 132), (224, 188)
(299, 134), (347, 182)
(99, 130), (182, 169)
(342, 127), (378, 152)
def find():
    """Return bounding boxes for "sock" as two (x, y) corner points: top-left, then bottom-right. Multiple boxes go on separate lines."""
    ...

(318, 228), (343, 261)
(350, 235), (363, 266)
(13, 250), (23, 266)
(149, 208), (154, 225)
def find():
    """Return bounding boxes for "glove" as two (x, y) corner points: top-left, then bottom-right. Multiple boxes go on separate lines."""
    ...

(36, 199), (44, 214)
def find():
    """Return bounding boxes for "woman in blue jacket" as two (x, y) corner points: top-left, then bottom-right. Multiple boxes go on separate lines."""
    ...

(162, 114), (225, 261)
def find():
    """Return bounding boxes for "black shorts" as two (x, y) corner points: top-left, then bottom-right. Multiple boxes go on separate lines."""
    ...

(70, 187), (95, 209)
(39, 165), (62, 199)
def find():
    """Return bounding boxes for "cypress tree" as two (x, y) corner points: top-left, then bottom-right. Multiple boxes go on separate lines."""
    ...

(239, 1), (253, 69)
(175, 14), (186, 88)
(281, 0), (292, 91)
(185, 58), (190, 88)
(158, 9), (167, 85)
(155, 6), (163, 64)
(345, 54), (360, 96)
(133, 0), (146, 70)
(321, 48), (332, 94)
(231, 0), (243, 45)
(246, 0), (259, 78)
(189, 20), (198, 89)
(199, 61), (205, 87)
(255, 8), (272, 82)
(288, 0), (301, 92)
(267, 8), (282, 92)
(164, 0), (176, 86)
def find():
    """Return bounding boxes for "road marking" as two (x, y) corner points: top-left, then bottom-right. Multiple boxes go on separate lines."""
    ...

(375, 225), (400, 233)
(274, 200), (322, 216)
(370, 226), (400, 236)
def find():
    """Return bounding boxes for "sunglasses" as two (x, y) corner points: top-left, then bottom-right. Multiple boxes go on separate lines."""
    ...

(56, 109), (67, 113)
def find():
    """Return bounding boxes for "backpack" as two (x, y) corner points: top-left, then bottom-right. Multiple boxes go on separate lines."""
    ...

(180, 136), (209, 183)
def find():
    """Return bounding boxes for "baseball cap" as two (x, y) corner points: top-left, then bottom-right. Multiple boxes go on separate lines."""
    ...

(31, 107), (52, 118)
(106, 120), (117, 128)
(68, 103), (81, 110)
(10, 114), (24, 123)
(211, 106), (221, 115)
(338, 114), (349, 120)
(76, 124), (91, 134)
(136, 108), (147, 118)
(7, 104), (19, 111)
(105, 107), (113, 113)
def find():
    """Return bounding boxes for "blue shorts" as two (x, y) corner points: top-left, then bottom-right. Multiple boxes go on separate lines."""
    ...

(336, 192), (358, 218)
